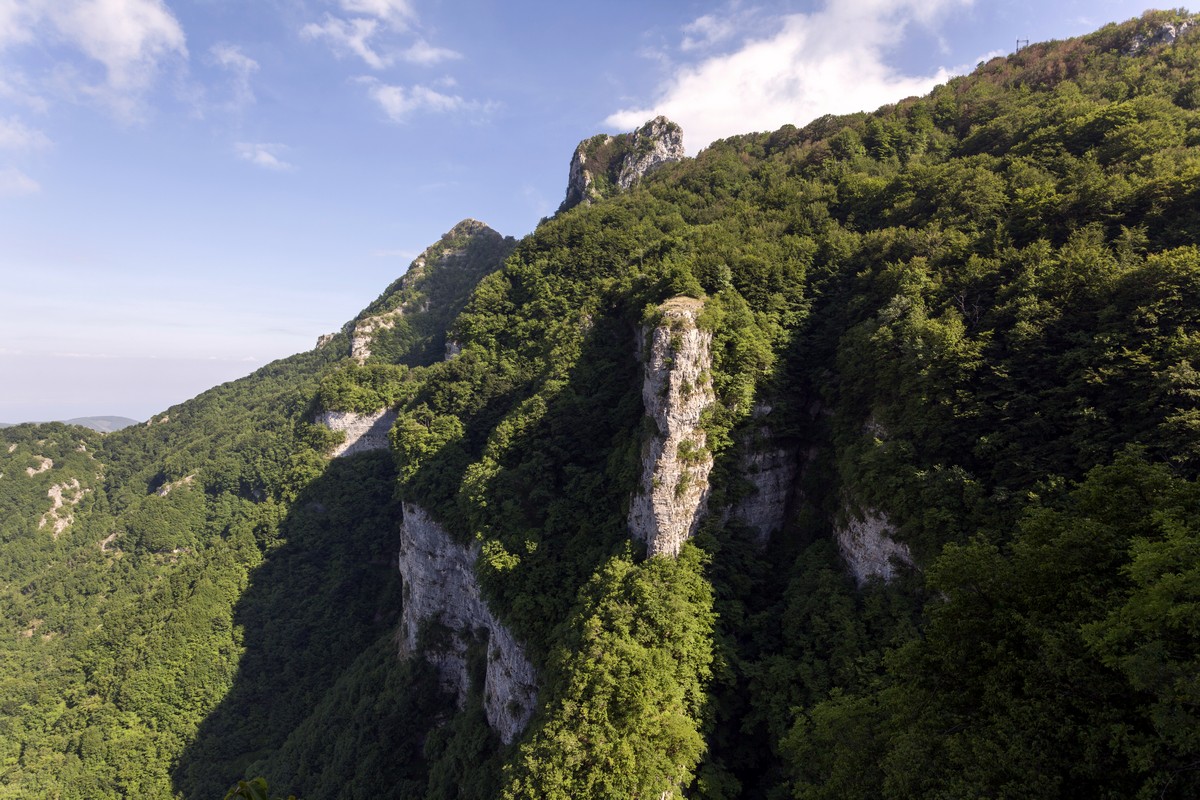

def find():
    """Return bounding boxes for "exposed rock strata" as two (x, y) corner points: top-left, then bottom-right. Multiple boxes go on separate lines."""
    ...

(559, 116), (684, 212)
(835, 507), (914, 586)
(629, 297), (714, 557)
(397, 503), (537, 744)
(316, 410), (397, 457)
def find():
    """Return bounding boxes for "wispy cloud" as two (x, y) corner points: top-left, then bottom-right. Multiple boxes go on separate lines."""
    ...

(235, 142), (294, 171)
(0, 116), (50, 149)
(0, 0), (187, 119)
(302, 15), (390, 69)
(681, 14), (737, 52)
(358, 76), (489, 121)
(0, 166), (39, 195)
(209, 43), (258, 109)
(0, 72), (49, 112)
(339, 0), (413, 28)
(608, 0), (972, 153)
(401, 38), (460, 65)
(302, 0), (458, 70)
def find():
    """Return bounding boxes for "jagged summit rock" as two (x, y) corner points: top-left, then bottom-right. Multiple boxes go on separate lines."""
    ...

(558, 116), (684, 213)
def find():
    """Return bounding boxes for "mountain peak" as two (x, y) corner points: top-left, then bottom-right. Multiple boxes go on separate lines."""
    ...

(558, 116), (684, 213)
(338, 218), (514, 366)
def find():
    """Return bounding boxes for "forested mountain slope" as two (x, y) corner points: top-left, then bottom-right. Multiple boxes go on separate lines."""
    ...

(2, 10), (1200, 799)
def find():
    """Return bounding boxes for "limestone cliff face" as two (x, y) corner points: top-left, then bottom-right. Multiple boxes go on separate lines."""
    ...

(558, 116), (684, 213)
(629, 297), (715, 557)
(834, 506), (914, 586)
(731, 449), (797, 544)
(316, 410), (397, 457)
(617, 116), (685, 190)
(397, 503), (537, 744)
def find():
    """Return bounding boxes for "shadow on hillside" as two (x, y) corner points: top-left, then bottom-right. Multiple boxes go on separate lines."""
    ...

(175, 304), (649, 799)
(172, 451), (447, 799)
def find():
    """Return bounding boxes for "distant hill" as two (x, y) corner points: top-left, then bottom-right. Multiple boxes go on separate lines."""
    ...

(64, 416), (140, 432)
(0, 416), (140, 432)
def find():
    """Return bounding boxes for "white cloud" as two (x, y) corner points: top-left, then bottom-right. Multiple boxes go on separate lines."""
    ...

(608, 0), (972, 153)
(48, 0), (187, 92)
(0, 116), (49, 149)
(359, 76), (481, 121)
(235, 142), (294, 171)
(681, 14), (736, 51)
(339, 0), (412, 28)
(303, 1), (459, 70)
(302, 15), (390, 69)
(0, 0), (35, 48)
(209, 42), (258, 108)
(0, 0), (186, 118)
(401, 38), (460, 66)
(0, 166), (39, 195)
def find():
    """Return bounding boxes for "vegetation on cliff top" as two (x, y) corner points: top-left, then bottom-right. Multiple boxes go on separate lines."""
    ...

(1, 9), (1199, 799)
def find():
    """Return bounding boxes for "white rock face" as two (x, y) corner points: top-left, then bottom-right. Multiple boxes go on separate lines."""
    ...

(317, 410), (398, 457)
(559, 117), (684, 212)
(40, 478), (87, 538)
(560, 137), (609, 210)
(397, 503), (537, 744)
(834, 507), (914, 586)
(1127, 19), (1193, 54)
(617, 116), (684, 191)
(629, 297), (715, 558)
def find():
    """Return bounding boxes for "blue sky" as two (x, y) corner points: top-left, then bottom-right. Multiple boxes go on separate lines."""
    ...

(0, 0), (1172, 422)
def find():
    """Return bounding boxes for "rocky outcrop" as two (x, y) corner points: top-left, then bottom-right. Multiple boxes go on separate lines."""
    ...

(629, 297), (715, 557)
(26, 456), (52, 477)
(40, 478), (87, 538)
(156, 474), (196, 496)
(617, 116), (685, 190)
(317, 410), (397, 457)
(725, 404), (798, 543)
(347, 219), (514, 366)
(397, 503), (537, 744)
(834, 507), (914, 586)
(731, 450), (797, 544)
(1127, 19), (1193, 55)
(559, 117), (684, 213)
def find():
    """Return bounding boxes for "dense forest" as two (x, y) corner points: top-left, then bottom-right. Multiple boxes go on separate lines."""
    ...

(2, 10), (1199, 799)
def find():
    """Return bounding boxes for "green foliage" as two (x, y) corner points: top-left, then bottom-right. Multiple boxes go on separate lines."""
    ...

(4, 11), (1200, 800)
(315, 363), (412, 414)
(223, 776), (297, 800)
(503, 546), (714, 799)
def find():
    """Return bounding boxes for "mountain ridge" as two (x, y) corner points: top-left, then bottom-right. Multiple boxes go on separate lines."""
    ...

(2, 9), (1199, 799)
